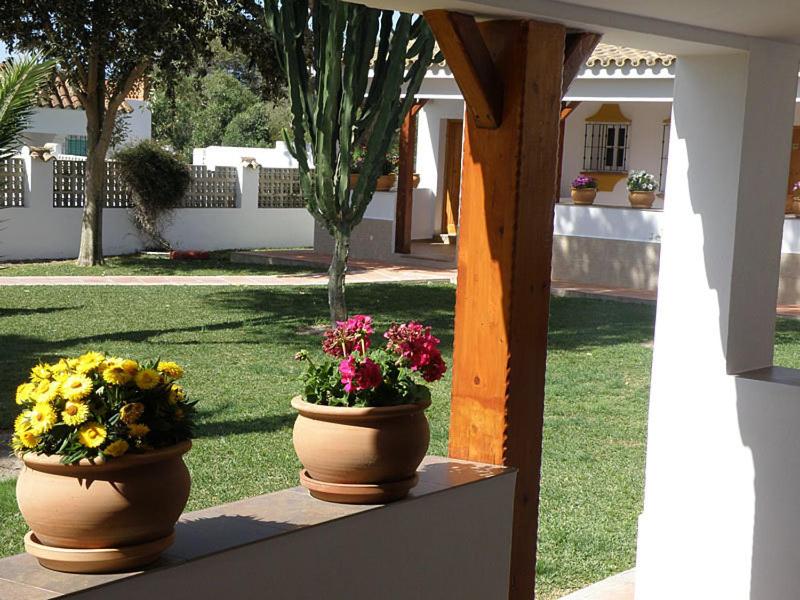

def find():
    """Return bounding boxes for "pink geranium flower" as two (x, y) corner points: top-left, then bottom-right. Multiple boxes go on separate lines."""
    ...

(338, 356), (383, 393)
(322, 314), (374, 357)
(384, 321), (447, 382)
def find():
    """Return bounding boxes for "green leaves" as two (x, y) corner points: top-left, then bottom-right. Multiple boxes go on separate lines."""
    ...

(0, 53), (55, 160)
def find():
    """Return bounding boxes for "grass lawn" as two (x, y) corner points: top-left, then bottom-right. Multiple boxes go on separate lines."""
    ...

(0, 282), (672, 598)
(0, 251), (316, 277)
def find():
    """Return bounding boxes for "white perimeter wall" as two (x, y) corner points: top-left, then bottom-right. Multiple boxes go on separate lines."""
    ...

(0, 154), (314, 261)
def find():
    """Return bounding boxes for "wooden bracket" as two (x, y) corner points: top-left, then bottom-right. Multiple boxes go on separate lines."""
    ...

(562, 32), (602, 97)
(424, 10), (503, 129)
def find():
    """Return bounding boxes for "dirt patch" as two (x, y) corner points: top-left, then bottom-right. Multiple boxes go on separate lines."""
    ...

(0, 433), (21, 480)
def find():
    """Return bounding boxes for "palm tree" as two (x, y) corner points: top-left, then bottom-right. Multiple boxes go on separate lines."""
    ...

(0, 54), (56, 159)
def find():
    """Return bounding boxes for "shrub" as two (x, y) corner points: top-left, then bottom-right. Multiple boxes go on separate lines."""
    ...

(627, 170), (659, 192)
(115, 140), (191, 250)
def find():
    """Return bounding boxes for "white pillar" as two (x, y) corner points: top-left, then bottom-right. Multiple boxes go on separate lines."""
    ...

(636, 43), (800, 599)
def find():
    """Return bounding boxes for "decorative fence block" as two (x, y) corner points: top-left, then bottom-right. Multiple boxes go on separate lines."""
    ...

(258, 168), (305, 208)
(52, 159), (133, 208)
(181, 165), (238, 208)
(0, 158), (25, 207)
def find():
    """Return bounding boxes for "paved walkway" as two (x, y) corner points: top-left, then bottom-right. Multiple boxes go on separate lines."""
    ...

(559, 569), (635, 600)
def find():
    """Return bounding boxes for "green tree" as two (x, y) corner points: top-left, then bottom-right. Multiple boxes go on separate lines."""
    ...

(0, 54), (55, 159)
(221, 100), (292, 147)
(0, 2), (214, 265)
(268, 0), (438, 322)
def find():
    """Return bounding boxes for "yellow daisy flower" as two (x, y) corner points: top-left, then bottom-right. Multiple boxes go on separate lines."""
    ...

(121, 359), (139, 376)
(15, 382), (35, 405)
(29, 402), (57, 435)
(14, 411), (31, 435)
(61, 374), (93, 402)
(61, 400), (90, 426)
(102, 364), (132, 385)
(30, 362), (51, 381)
(76, 351), (105, 374)
(120, 402), (145, 424)
(77, 422), (107, 448)
(16, 429), (40, 450)
(31, 380), (60, 404)
(127, 423), (150, 438)
(50, 359), (71, 374)
(168, 384), (185, 405)
(157, 361), (184, 380)
(103, 439), (129, 458)
(52, 371), (70, 385)
(134, 369), (160, 390)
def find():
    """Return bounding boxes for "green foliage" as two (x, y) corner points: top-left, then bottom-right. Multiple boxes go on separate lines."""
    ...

(0, 53), (55, 160)
(114, 140), (191, 250)
(151, 69), (292, 159)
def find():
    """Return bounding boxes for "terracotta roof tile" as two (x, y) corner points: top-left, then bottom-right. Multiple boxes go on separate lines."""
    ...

(36, 74), (138, 113)
(586, 43), (676, 67)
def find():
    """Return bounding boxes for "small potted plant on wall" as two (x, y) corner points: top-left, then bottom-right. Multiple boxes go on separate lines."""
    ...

(292, 315), (446, 504)
(12, 353), (195, 573)
(571, 175), (598, 205)
(350, 143), (399, 192)
(627, 170), (659, 208)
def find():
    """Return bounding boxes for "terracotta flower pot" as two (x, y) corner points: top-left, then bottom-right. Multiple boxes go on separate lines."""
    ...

(291, 396), (430, 504)
(412, 173), (421, 188)
(628, 190), (656, 208)
(349, 173), (397, 192)
(17, 441), (191, 572)
(571, 188), (597, 205)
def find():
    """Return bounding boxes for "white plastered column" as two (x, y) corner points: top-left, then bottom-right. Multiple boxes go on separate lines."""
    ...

(635, 43), (800, 599)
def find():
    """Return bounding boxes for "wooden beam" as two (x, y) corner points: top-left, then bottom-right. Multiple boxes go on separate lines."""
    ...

(562, 32), (602, 96)
(447, 19), (565, 600)
(424, 10), (503, 129)
(556, 101), (581, 202)
(395, 100), (426, 254)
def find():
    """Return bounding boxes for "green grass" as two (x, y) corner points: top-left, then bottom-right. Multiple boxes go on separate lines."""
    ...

(0, 251), (316, 277)
(0, 283), (718, 598)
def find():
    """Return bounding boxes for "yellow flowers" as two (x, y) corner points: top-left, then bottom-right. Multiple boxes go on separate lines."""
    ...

(157, 361), (184, 380)
(103, 439), (129, 457)
(120, 402), (144, 424)
(29, 402), (57, 434)
(61, 400), (90, 426)
(77, 422), (107, 448)
(134, 369), (160, 390)
(127, 423), (150, 438)
(11, 354), (192, 463)
(61, 374), (93, 402)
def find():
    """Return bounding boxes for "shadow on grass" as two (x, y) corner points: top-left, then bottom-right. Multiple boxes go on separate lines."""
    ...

(194, 413), (295, 438)
(0, 306), (81, 318)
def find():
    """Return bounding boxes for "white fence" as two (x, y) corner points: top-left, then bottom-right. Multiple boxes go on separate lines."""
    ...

(0, 153), (314, 261)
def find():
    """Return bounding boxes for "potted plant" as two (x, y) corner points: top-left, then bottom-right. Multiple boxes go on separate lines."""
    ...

(627, 170), (659, 208)
(350, 143), (399, 192)
(12, 352), (195, 573)
(292, 315), (446, 504)
(571, 175), (598, 205)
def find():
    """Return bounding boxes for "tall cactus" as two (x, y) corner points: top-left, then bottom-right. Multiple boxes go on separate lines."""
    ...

(267, 0), (439, 323)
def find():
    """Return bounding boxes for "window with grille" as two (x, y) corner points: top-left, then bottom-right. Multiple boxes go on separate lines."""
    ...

(582, 123), (629, 172)
(659, 122), (670, 193)
(65, 135), (88, 156)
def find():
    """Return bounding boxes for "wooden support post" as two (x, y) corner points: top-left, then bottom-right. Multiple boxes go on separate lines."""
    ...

(426, 13), (585, 599)
(395, 100), (426, 254)
(557, 101), (581, 202)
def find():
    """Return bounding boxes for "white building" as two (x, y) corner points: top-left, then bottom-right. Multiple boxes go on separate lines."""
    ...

(21, 76), (151, 154)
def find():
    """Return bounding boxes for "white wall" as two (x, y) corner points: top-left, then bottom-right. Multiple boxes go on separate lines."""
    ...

(0, 155), (314, 261)
(416, 99), (464, 234)
(193, 142), (298, 169)
(560, 101), (672, 207)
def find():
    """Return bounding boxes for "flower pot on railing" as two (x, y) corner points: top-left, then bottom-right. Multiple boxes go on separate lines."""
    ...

(12, 353), (195, 574)
(626, 170), (659, 209)
(412, 173), (421, 188)
(292, 316), (446, 504)
(571, 188), (597, 205)
(349, 173), (397, 192)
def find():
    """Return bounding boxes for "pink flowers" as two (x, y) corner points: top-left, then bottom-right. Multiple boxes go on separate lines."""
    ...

(384, 321), (447, 382)
(322, 315), (374, 357)
(299, 315), (447, 407)
(338, 356), (383, 393)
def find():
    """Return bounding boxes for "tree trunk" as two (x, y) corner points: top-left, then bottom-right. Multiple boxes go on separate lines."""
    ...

(77, 101), (110, 266)
(328, 229), (350, 324)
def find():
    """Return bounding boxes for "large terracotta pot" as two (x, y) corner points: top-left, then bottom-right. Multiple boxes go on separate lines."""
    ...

(17, 441), (191, 563)
(291, 396), (430, 503)
(412, 173), (421, 188)
(787, 195), (800, 215)
(348, 173), (397, 192)
(571, 188), (597, 205)
(628, 190), (656, 208)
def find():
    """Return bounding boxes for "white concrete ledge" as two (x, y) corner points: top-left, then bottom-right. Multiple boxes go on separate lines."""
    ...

(0, 456), (516, 600)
